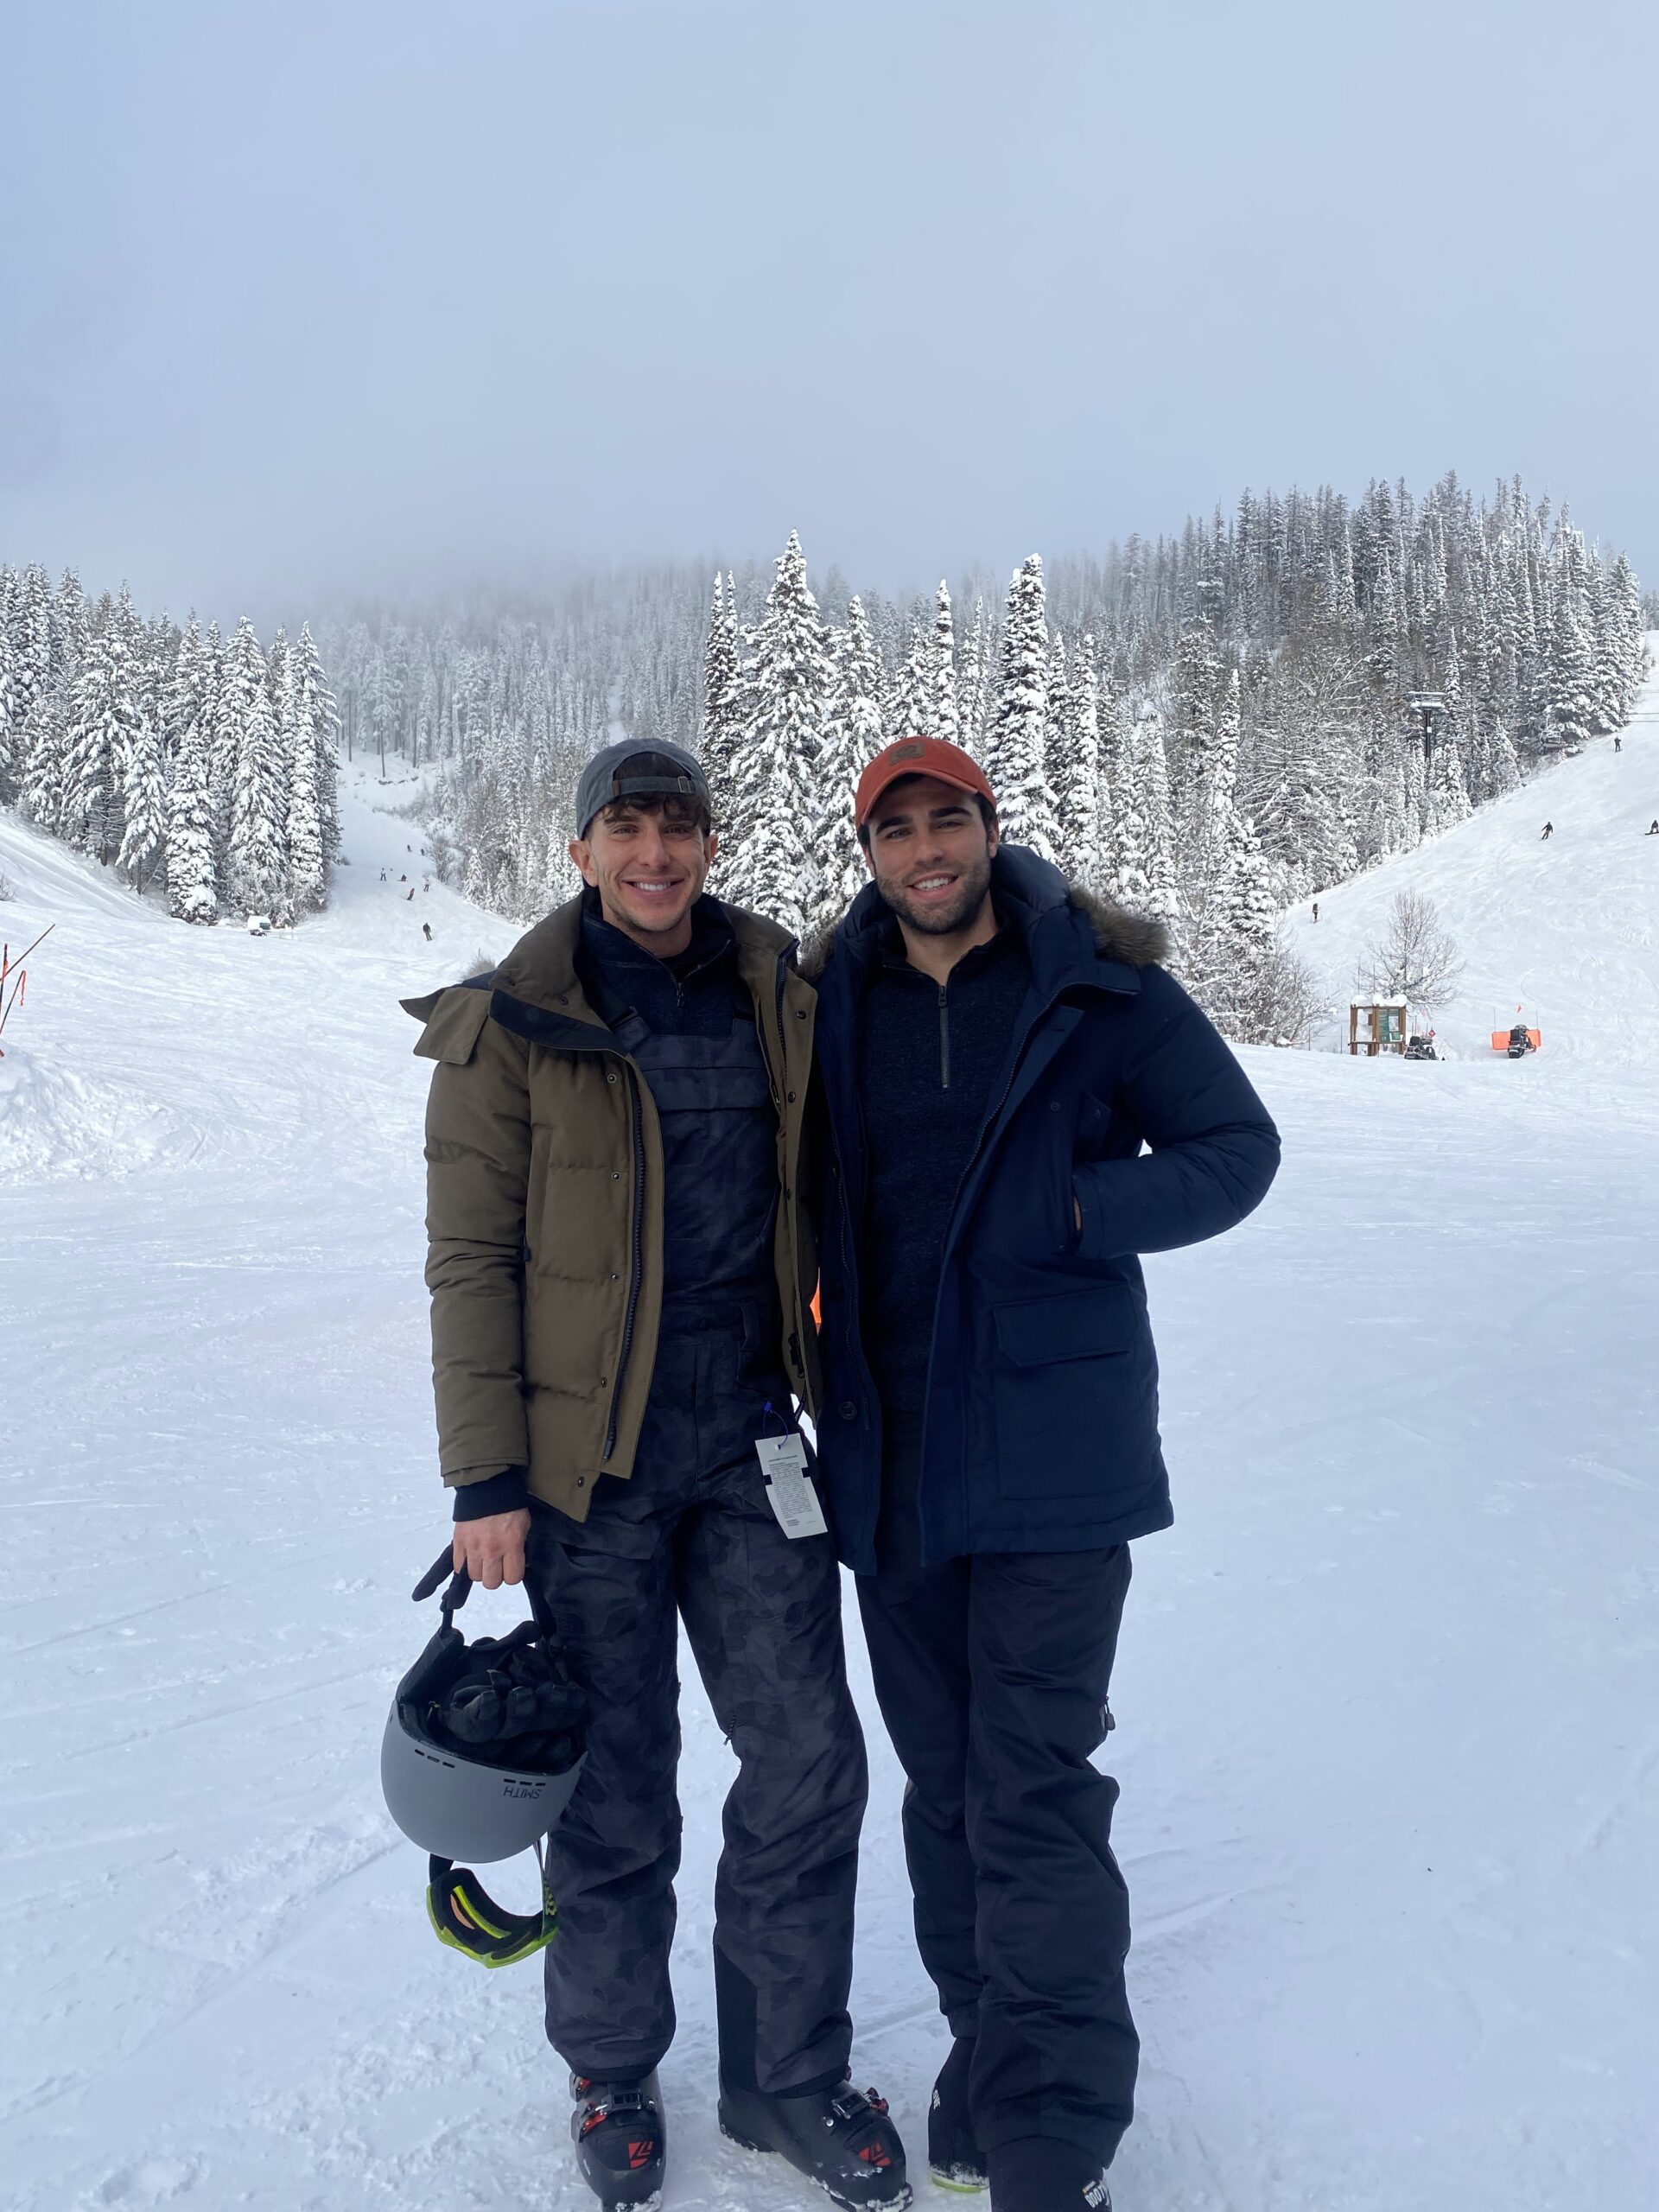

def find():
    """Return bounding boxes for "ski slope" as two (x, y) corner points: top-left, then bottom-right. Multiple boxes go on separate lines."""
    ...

(4, 712), (1657, 2212)
(1282, 672), (1659, 1091)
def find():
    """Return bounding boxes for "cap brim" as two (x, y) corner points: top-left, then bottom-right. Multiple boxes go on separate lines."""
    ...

(856, 764), (990, 827)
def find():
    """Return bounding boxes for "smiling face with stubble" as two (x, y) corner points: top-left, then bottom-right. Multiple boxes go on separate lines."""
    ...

(862, 773), (999, 938)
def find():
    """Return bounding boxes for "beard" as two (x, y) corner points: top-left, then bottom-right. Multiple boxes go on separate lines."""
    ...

(877, 850), (995, 937)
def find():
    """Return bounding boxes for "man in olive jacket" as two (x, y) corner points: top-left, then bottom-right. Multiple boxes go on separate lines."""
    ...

(404, 741), (906, 2212)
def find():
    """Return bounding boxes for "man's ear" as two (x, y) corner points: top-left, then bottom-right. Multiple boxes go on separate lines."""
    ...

(569, 836), (597, 887)
(985, 816), (1001, 859)
(705, 830), (721, 865)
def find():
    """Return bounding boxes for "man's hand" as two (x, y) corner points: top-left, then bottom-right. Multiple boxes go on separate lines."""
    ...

(453, 1509), (531, 1589)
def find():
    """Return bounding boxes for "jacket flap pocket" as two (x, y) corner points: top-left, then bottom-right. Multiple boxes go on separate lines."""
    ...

(994, 1290), (1138, 1368)
(410, 988), (493, 1065)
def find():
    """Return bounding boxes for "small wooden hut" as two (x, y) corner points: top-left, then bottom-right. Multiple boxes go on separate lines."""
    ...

(1348, 996), (1408, 1057)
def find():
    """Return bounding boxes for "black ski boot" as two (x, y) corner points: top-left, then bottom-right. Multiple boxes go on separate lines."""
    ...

(569, 2070), (665, 2212)
(928, 2037), (987, 2191)
(719, 2075), (911, 2209)
(986, 2136), (1110, 2212)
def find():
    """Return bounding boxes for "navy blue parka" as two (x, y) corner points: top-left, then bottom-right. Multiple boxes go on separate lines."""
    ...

(804, 846), (1281, 1573)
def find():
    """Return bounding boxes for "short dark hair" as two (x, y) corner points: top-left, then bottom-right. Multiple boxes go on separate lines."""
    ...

(597, 790), (713, 835)
(856, 772), (996, 849)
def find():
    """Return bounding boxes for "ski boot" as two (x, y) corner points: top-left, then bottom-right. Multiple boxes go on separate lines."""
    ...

(719, 2075), (911, 2209)
(928, 2038), (987, 2191)
(986, 2136), (1110, 2212)
(569, 2070), (665, 2212)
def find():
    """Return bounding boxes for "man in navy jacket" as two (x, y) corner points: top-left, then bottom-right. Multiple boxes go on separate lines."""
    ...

(804, 736), (1281, 2212)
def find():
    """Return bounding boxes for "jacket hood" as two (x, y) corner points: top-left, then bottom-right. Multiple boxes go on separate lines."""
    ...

(798, 843), (1168, 982)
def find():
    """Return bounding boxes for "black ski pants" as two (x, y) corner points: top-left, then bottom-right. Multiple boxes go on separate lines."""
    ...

(525, 1300), (867, 2096)
(855, 1421), (1136, 2166)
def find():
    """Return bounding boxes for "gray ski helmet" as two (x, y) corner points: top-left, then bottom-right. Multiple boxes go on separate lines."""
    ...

(379, 1706), (582, 1865)
(381, 1550), (587, 1966)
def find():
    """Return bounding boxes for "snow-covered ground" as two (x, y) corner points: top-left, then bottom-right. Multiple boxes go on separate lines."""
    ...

(4, 686), (1657, 2212)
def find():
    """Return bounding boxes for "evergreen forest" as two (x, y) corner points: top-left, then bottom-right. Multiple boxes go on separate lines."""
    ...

(3, 473), (1647, 1040)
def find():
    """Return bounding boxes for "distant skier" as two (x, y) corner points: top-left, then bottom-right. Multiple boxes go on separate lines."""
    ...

(407, 887), (415, 900)
(1649, 821), (1659, 836)
(422, 921), (433, 941)
(1541, 822), (1554, 840)
(1614, 735), (1623, 752)
(1312, 900), (1319, 922)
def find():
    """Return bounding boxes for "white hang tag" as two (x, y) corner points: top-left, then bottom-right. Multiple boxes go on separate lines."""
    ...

(755, 1431), (828, 1540)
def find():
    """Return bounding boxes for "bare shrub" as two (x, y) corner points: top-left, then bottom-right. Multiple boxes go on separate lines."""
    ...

(1357, 892), (1465, 1012)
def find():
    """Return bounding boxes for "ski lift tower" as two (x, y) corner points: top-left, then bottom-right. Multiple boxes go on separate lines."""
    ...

(1406, 691), (1450, 775)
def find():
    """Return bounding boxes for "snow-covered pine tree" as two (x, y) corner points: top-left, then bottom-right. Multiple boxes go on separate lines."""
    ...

(700, 573), (741, 827)
(543, 808), (582, 910)
(1092, 668), (1126, 895)
(268, 626), (292, 737)
(985, 556), (1058, 861)
(62, 606), (139, 863)
(164, 619), (218, 924)
(117, 686), (167, 891)
(282, 623), (338, 914)
(1424, 639), (1472, 833)
(720, 532), (828, 936)
(6, 565), (55, 765)
(290, 623), (340, 872)
(928, 582), (960, 745)
(1110, 739), (1153, 912)
(0, 583), (16, 802)
(957, 596), (989, 758)
(1173, 666), (1243, 995)
(1168, 616), (1223, 804)
(808, 594), (886, 934)
(52, 568), (88, 683)
(1134, 704), (1179, 922)
(1605, 553), (1649, 721)
(223, 617), (289, 916)
(1545, 594), (1597, 753)
(203, 619), (236, 881)
(18, 684), (70, 834)
(884, 618), (931, 742)
(1050, 633), (1104, 890)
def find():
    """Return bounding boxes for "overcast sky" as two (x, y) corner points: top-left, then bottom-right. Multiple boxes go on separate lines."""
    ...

(2, 0), (1655, 626)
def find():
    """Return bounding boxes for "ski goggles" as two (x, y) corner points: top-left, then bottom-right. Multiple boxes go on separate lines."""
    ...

(425, 1848), (559, 1968)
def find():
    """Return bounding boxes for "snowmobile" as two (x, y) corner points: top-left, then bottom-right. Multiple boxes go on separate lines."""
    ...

(1403, 1033), (1439, 1062)
(1506, 1023), (1535, 1059)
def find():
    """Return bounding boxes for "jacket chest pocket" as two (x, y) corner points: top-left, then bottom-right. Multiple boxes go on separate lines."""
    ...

(1076, 1088), (1115, 1156)
(988, 1288), (1156, 1500)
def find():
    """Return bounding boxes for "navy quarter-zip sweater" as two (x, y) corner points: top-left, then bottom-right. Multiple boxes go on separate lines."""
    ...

(859, 918), (1032, 1421)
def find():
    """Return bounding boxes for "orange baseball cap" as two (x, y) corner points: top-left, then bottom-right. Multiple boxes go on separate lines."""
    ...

(855, 734), (997, 828)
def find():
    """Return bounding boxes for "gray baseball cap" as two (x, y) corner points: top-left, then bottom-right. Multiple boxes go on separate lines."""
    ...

(574, 739), (712, 839)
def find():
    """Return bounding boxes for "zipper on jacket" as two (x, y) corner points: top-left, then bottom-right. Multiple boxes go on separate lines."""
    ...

(771, 955), (808, 1378)
(938, 984), (950, 1088)
(601, 1062), (646, 1463)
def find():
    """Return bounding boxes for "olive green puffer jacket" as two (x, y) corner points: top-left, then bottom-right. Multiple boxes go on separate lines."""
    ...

(404, 894), (819, 1522)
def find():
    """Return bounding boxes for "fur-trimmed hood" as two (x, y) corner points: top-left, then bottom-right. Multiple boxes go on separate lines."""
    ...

(798, 847), (1169, 983)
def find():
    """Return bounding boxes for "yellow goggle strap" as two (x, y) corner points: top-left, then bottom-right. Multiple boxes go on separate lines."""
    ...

(425, 1850), (558, 1968)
